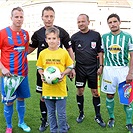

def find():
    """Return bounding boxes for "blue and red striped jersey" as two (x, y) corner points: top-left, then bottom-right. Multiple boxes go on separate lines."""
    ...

(0, 27), (29, 76)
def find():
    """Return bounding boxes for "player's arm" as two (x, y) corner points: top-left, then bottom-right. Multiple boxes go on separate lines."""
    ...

(28, 46), (36, 54)
(97, 32), (104, 75)
(59, 64), (74, 81)
(66, 47), (75, 61)
(0, 49), (10, 76)
(66, 47), (75, 79)
(59, 27), (76, 79)
(97, 52), (104, 75)
(0, 59), (11, 76)
(126, 52), (133, 83)
(28, 32), (38, 54)
(37, 67), (45, 82)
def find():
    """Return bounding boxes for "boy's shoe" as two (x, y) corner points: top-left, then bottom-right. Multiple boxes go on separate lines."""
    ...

(5, 128), (12, 133)
(76, 113), (85, 123)
(18, 122), (31, 132)
(126, 124), (133, 133)
(39, 118), (49, 132)
(107, 118), (115, 128)
(94, 116), (106, 127)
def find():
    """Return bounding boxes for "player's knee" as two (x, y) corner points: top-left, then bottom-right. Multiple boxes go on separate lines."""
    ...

(41, 97), (45, 102)
(91, 89), (99, 97)
(77, 88), (84, 96)
(107, 94), (114, 99)
(6, 102), (13, 106)
(17, 98), (24, 101)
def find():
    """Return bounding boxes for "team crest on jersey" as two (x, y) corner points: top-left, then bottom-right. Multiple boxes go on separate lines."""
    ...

(91, 42), (96, 49)
(108, 44), (121, 54)
(24, 34), (27, 41)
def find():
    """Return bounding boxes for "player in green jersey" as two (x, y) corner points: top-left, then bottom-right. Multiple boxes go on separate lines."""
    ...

(101, 13), (133, 133)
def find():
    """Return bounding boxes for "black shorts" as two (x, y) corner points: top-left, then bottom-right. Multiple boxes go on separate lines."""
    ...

(75, 63), (97, 89)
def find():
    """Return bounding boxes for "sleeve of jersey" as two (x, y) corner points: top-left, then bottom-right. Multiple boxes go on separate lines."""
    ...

(70, 35), (75, 52)
(97, 33), (104, 53)
(36, 52), (43, 68)
(65, 51), (74, 68)
(61, 29), (72, 49)
(128, 36), (133, 52)
(29, 32), (38, 48)
(25, 31), (30, 52)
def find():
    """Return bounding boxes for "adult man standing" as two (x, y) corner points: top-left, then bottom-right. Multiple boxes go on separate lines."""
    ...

(28, 6), (75, 132)
(101, 13), (133, 132)
(0, 7), (31, 133)
(71, 14), (106, 127)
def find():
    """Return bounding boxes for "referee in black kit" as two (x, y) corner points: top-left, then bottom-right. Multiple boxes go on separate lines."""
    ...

(28, 6), (75, 132)
(71, 13), (106, 127)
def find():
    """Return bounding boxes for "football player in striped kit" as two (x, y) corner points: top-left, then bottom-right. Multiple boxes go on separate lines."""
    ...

(101, 13), (133, 132)
(0, 7), (31, 133)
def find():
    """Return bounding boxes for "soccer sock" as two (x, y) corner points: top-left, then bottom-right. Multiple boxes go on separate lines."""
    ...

(76, 95), (84, 114)
(16, 100), (25, 124)
(106, 97), (115, 119)
(93, 96), (101, 117)
(40, 100), (47, 121)
(4, 104), (13, 128)
(124, 103), (133, 125)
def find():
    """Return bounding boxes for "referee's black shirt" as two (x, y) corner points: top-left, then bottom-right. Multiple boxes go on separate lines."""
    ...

(71, 30), (103, 66)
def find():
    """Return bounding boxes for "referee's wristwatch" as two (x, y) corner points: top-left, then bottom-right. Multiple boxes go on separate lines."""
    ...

(99, 64), (104, 67)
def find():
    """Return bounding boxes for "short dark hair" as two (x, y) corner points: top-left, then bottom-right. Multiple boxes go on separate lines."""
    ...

(42, 6), (55, 17)
(107, 13), (120, 22)
(78, 14), (89, 21)
(45, 27), (59, 38)
(11, 7), (23, 17)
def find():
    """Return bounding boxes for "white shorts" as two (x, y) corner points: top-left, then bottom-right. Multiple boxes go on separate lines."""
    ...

(101, 66), (129, 94)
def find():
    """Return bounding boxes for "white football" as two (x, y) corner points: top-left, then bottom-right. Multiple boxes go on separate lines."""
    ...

(43, 66), (61, 84)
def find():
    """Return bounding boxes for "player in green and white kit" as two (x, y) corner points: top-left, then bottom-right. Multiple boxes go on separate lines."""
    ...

(101, 13), (133, 133)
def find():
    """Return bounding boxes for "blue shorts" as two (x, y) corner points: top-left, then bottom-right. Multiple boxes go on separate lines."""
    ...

(1, 76), (30, 103)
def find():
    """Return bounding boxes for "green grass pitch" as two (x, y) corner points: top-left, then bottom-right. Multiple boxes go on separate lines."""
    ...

(0, 61), (130, 133)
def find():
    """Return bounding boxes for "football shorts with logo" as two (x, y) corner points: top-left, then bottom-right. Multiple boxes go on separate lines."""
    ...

(101, 66), (129, 94)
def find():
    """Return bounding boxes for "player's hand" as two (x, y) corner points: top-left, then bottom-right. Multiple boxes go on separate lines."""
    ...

(68, 69), (76, 80)
(59, 72), (65, 82)
(41, 73), (46, 83)
(126, 73), (133, 83)
(2, 68), (11, 77)
(97, 66), (103, 75)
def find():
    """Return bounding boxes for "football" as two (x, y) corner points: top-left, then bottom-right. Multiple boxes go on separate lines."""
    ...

(43, 66), (61, 84)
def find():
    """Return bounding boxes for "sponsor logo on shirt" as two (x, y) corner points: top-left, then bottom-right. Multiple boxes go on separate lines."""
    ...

(108, 44), (121, 54)
(78, 44), (81, 48)
(14, 46), (25, 52)
(103, 79), (112, 84)
(42, 43), (45, 47)
(8, 36), (12, 40)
